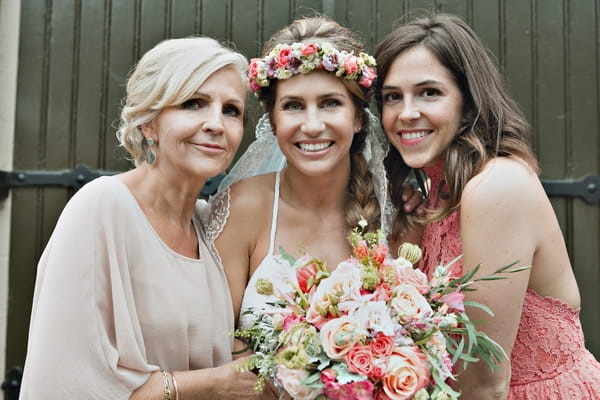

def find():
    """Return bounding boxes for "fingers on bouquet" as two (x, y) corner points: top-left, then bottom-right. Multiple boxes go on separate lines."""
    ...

(233, 221), (525, 400)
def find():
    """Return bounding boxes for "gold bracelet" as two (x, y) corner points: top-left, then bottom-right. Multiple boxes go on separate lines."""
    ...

(171, 371), (180, 400)
(160, 369), (172, 400)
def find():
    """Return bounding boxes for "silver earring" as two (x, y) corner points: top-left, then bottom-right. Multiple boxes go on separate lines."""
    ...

(146, 137), (156, 165)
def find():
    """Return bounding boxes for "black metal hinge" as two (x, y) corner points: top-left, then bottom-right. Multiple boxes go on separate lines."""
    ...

(541, 175), (599, 204)
(0, 165), (226, 199)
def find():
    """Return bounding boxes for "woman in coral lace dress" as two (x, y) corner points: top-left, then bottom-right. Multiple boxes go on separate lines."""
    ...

(375, 13), (600, 400)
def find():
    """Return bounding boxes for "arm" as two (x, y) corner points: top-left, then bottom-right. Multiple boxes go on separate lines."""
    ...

(455, 158), (541, 399)
(130, 357), (267, 400)
(214, 178), (271, 325)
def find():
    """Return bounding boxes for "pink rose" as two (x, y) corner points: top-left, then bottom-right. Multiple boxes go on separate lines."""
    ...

(371, 332), (395, 358)
(320, 368), (337, 384)
(282, 313), (303, 332)
(344, 345), (373, 376)
(370, 283), (392, 302)
(358, 66), (377, 88)
(369, 358), (388, 381)
(382, 346), (430, 400)
(275, 48), (291, 68)
(344, 55), (359, 74)
(395, 266), (429, 295)
(440, 290), (465, 312)
(301, 43), (318, 56)
(323, 380), (374, 400)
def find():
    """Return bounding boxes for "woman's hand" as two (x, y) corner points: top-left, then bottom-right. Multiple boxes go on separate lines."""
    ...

(401, 183), (425, 217)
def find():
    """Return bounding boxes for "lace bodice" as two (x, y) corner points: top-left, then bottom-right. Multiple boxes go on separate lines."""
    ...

(418, 163), (600, 398)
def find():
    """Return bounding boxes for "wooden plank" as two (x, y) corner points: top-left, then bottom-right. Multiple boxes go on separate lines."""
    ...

(374, 0), (409, 44)
(171, 0), (199, 38)
(106, 1), (139, 170)
(75, 0), (107, 166)
(503, 0), (534, 135)
(202, 0), (229, 41)
(565, 0), (600, 358)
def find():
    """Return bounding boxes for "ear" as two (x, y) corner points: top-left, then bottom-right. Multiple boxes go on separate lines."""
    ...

(140, 121), (155, 139)
(353, 113), (363, 134)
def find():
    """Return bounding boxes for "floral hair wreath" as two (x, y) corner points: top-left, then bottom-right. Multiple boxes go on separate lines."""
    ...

(247, 42), (377, 95)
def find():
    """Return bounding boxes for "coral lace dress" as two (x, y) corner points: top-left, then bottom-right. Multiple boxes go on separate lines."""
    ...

(418, 165), (600, 399)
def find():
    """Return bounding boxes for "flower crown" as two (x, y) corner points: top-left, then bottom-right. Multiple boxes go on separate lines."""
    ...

(247, 42), (377, 95)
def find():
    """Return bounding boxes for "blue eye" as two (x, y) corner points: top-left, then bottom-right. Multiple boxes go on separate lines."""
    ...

(181, 99), (204, 110)
(382, 92), (401, 103)
(322, 98), (340, 108)
(223, 104), (241, 117)
(283, 101), (303, 111)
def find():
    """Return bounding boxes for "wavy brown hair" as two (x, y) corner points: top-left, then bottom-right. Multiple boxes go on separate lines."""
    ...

(259, 16), (381, 234)
(375, 13), (539, 235)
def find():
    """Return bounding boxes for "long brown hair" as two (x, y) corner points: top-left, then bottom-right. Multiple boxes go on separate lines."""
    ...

(375, 13), (539, 234)
(260, 16), (381, 234)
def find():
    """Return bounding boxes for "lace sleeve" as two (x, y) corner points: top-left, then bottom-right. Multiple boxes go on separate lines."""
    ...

(204, 187), (231, 244)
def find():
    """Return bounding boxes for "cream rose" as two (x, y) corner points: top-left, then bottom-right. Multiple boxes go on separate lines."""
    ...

(382, 346), (430, 400)
(390, 284), (432, 323)
(306, 261), (363, 327)
(276, 366), (323, 400)
(319, 315), (364, 360)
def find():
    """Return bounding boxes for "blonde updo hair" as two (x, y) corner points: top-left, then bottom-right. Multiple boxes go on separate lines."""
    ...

(116, 37), (248, 165)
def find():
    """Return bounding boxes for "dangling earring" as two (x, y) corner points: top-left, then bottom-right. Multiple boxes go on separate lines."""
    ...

(146, 137), (156, 165)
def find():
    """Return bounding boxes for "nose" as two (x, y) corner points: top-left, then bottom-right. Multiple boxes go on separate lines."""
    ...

(399, 98), (420, 121)
(300, 109), (325, 136)
(202, 106), (225, 134)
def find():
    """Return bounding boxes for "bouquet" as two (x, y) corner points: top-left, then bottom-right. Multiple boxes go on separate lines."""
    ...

(234, 220), (525, 399)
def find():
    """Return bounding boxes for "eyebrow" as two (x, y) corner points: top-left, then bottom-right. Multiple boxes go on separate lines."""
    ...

(382, 79), (444, 90)
(191, 91), (245, 104)
(279, 91), (347, 101)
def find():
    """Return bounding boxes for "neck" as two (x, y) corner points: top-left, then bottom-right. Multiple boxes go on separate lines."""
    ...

(279, 161), (350, 212)
(121, 165), (205, 228)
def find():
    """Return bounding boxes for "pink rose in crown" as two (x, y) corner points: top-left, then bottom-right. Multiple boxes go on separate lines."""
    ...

(301, 43), (318, 56)
(359, 66), (376, 88)
(247, 59), (260, 78)
(382, 346), (430, 400)
(275, 48), (292, 68)
(344, 55), (359, 74)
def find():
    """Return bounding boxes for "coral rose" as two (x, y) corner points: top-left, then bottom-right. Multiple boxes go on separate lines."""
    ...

(344, 345), (374, 376)
(382, 346), (430, 400)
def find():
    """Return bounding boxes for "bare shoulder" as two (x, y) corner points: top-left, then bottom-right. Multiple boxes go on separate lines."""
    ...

(226, 173), (276, 227)
(462, 157), (544, 211)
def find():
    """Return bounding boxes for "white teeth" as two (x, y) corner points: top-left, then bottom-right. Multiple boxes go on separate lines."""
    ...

(401, 131), (430, 140)
(298, 141), (332, 152)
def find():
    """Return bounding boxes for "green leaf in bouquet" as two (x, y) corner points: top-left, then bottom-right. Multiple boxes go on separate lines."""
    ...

(332, 363), (368, 384)
(279, 245), (297, 266)
(463, 301), (494, 316)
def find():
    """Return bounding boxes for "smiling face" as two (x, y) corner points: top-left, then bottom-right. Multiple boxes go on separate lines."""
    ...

(142, 66), (246, 179)
(271, 70), (362, 177)
(380, 46), (464, 168)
